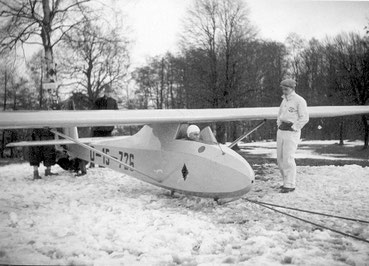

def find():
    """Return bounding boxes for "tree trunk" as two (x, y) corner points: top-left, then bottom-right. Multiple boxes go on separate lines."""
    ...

(1, 71), (8, 158)
(10, 130), (15, 158)
(169, 67), (175, 108)
(339, 120), (344, 146)
(0, 130), (5, 158)
(229, 121), (238, 142)
(41, 0), (55, 83)
(216, 122), (226, 144)
(156, 86), (160, 109)
(229, 122), (240, 150)
(362, 115), (368, 149)
(160, 58), (165, 109)
(3, 70), (7, 111)
(39, 65), (43, 109)
(13, 86), (17, 110)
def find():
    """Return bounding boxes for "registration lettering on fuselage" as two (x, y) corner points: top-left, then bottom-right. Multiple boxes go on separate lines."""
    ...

(89, 146), (134, 171)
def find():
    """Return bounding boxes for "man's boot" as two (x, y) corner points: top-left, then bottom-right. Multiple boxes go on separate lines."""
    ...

(33, 170), (41, 180)
(75, 171), (87, 177)
(76, 161), (87, 176)
(45, 168), (58, 176)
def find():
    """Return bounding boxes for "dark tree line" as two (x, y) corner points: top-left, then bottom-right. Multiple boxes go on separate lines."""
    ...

(0, 0), (130, 157)
(133, 0), (369, 147)
(1, 0), (368, 158)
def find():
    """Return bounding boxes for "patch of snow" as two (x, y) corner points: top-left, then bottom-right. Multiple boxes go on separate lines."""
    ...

(0, 144), (368, 265)
(239, 139), (367, 161)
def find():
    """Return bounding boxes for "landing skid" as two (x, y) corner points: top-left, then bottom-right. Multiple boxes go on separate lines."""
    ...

(169, 190), (182, 198)
(158, 190), (182, 199)
(215, 196), (243, 205)
(163, 189), (244, 204)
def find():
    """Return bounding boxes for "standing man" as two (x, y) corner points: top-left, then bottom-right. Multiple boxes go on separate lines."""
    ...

(90, 84), (118, 168)
(29, 89), (59, 179)
(277, 79), (309, 193)
(91, 84), (118, 137)
(29, 129), (58, 179)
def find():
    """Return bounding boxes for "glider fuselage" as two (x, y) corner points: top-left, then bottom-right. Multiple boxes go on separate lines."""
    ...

(67, 124), (255, 198)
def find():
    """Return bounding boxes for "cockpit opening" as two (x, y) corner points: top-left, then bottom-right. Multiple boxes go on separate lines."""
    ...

(176, 124), (218, 145)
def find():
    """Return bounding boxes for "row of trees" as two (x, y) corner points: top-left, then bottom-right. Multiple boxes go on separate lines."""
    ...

(0, 0), (368, 156)
(289, 33), (369, 146)
(132, 0), (369, 146)
(0, 0), (130, 157)
(0, 0), (130, 110)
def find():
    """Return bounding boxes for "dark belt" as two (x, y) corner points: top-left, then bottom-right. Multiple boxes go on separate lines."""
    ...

(279, 122), (294, 131)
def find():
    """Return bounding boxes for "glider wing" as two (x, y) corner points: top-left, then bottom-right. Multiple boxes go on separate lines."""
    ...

(0, 106), (368, 129)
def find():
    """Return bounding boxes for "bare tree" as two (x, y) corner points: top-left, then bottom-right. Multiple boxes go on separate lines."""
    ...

(0, 0), (90, 85)
(181, 0), (219, 110)
(285, 33), (306, 80)
(0, 51), (36, 157)
(288, 32), (369, 147)
(132, 64), (157, 109)
(181, 0), (256, 143)
(59, 19), (130, 107)
(0, 51), (34, 111)
(133, 53), (187, 109)
(0, 53), (16, 158)
(333, 33), (369, 148)
(0, 55), (14, 111)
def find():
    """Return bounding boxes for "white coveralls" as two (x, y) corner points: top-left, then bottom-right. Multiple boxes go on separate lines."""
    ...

(277, 91), (309, 189)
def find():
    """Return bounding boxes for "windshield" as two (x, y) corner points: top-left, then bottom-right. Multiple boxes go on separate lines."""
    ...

(176, 124), (218, 145)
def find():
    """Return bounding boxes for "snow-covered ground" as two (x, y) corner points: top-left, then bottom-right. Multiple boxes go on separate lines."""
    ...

(239, 140), (367, 161)
(1, 141), (369, 265)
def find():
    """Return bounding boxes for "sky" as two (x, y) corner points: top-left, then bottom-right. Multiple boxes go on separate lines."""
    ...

(113, 0), (369, 67)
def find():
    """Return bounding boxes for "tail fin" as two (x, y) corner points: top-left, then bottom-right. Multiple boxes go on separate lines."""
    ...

(55, 127), (79, 152)
(7, 127), (80, 148)
(62, 127), (79, 139)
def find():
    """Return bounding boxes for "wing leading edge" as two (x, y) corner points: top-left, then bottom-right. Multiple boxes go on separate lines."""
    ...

(5, 137), (125, 147)
(0, 106), (368, 129)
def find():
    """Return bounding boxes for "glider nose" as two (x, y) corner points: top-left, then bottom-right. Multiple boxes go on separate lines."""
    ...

(211, 146), (255, 197)
(235, 153), (255, 188)
(161, 141), (255, 198)
(243, 159), (255, 183)
(225, 145), (254, 174)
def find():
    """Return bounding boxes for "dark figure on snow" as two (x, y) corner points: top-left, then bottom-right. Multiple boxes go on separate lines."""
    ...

(29, 128), (58, 179)
(57, 155), (87, 176)
(91, 84), (118, 137)
(56, 98), (87, 176)
(90, 84), (118, 168)
(29, 89), (59, 179)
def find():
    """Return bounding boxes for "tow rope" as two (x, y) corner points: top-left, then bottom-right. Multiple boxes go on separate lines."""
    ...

(243, 198), (369, 244)
(245, 199), (369, 224)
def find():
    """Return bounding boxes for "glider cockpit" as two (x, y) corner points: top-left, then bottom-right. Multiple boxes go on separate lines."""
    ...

(175, 124), (218, 145)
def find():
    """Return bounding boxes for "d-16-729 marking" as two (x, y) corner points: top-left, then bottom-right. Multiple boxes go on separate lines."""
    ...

(89, 146), (134, 171)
